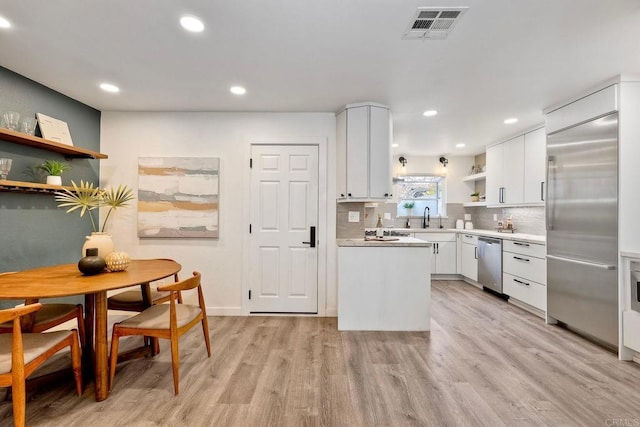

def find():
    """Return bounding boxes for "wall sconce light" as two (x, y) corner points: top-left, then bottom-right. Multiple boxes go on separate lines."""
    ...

(399, 156), (407, 167)
(439, 156), (448, 167)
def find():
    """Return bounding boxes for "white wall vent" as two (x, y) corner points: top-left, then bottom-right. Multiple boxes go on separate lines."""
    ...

(402, 7), (468, 40)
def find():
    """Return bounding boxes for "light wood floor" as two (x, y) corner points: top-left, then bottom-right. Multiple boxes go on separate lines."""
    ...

(3, 280), (640, 426)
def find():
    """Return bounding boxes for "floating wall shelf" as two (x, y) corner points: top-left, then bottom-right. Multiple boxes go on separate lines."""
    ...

(0, 179), (73, 194)
(0, 128), (107, 159)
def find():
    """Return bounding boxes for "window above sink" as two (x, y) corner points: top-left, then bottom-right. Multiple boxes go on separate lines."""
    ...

(393, 174), (446, 217)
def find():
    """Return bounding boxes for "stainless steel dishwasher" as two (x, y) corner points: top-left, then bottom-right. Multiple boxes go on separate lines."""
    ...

(478, 236), (503, 293)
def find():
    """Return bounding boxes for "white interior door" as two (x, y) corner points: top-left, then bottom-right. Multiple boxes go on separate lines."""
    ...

(249, 145), (319, 313)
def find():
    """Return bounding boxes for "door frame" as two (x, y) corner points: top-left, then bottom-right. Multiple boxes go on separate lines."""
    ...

(241, 137), (328, 316)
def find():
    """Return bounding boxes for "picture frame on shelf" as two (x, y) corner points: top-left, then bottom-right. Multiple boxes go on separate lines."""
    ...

(36, 113), (74, 146)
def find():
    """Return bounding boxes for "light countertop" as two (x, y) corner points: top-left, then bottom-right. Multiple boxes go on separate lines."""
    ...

(364, 228), (546, 244)
(337, 236), (432, 247)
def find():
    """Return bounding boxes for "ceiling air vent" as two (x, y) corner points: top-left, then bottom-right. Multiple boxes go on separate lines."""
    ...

(402, 7), (468, 40)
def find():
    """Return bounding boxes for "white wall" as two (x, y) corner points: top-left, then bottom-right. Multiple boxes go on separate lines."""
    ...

(392, 155), (475, 204)
(100, 112), (337, 316)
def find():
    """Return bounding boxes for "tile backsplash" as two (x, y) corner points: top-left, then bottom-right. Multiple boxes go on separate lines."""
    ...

(337, 202), (545, 238)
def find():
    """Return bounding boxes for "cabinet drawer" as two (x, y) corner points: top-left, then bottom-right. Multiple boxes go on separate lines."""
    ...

(503, 251), (546, 285)
(503, 273), (546, 311)
(460, 233), (478, 245)
(503, 240), (546, 258)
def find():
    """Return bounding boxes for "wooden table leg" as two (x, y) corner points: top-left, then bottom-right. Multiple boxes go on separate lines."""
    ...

(83, 294), (95, 384)
(94, 291), (109, 401)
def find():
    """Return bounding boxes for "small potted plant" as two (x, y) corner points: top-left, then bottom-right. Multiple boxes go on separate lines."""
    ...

(38, 160), (71, 186)
(470, 192), (480, 202)
(403, 201), (415, 215)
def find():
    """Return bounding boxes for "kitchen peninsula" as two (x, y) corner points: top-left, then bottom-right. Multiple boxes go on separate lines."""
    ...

(337, 236), (431, 331)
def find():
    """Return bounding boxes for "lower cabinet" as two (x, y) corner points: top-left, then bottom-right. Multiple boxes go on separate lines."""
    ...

(460, 234), (478, 281)
(412, 232), (457, 275)
(502, 240), (547, 311)
(503, 273), (546, 311)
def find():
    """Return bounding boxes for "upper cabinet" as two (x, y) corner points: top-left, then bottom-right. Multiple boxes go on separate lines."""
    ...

(336, 103), (392, 201)
(486, 126), (545, 207)
(523, 127), (546, 204)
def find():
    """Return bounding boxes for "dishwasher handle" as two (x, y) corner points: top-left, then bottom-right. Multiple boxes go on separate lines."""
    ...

(479, 237), (501, 245)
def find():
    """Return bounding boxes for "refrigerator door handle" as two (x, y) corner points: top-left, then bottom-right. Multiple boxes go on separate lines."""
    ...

(546, 156), (555, 230)
(546, 254), (616, 270)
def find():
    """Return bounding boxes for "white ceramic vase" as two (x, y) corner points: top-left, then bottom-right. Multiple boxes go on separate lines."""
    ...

(46, 175), (62, 186)
(82, 232), (115, 258)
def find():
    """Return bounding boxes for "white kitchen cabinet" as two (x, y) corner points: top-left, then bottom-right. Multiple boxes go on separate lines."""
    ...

(485, 143), (503, 206)
(412, 232), (457, 275)
(338, 244), (431, 331)
(502, 240), (546, 312)
(523, 127), (546, 204)
(486, 135), (524, 206)
(336, 102), (392, 201)
(460, 233), (478, 281)
(487, 126), (545, 207)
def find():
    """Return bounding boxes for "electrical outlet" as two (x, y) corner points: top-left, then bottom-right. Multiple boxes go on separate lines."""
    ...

(348, 211), (360, 222)
(464, 214), (471, 221)
(493, 214), (498, 221)
(383, 212), (391, 220)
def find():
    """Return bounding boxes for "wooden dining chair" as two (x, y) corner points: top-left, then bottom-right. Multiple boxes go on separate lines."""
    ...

(106, 259), (182, 312)
(0, 303), (82, 427)
(109, 271), (210, 395)
(0, 272), (85, 347)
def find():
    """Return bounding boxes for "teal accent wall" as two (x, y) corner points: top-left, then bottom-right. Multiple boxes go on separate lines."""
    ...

(0, 66), (101, 308)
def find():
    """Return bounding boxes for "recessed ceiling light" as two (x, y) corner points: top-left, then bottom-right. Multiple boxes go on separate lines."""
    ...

(99, 83), (120, 93)
(391, 143), (399, 148)
(504, 117), (518, 124)
(230, 86), (246, 95)
(423, 110), (438, 117)
(0, 16), (11, 28)
(180, 16), (205, 32)
(455, 143), (465, 148)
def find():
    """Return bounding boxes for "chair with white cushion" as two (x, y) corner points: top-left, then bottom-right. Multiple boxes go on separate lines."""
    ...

(109, 271), (210, 395)
(0, 303), (82, 427)
(106, 260), (182, 312)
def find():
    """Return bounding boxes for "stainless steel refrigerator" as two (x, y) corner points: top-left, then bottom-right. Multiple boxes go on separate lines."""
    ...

(546, 112), (618, 347)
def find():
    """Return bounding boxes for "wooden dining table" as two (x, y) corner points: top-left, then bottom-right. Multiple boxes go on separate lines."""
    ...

(0, 258), (181, 401)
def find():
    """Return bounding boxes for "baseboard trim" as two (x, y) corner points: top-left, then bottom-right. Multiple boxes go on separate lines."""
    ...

(207, 306), (242, 316)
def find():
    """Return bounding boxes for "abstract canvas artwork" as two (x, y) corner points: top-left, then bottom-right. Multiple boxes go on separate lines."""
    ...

(138, 157), (219, 238)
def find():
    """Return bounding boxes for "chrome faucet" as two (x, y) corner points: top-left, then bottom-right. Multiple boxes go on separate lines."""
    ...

(422, 206), (430, 228)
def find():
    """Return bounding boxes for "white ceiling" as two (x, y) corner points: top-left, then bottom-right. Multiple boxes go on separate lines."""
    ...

(1, 0), (639, 156)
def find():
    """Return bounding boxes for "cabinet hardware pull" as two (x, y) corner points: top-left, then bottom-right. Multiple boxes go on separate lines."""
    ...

(540, 181), (545, 201)
(436, 243), (439, 254)
(474, 247), (478, 259)
(513, 242), (530, 247)
(348, 193), (352, 197)
(514, 256), (530, 262)
(513, 278), (530, 286)
(465, 234), (473, 238)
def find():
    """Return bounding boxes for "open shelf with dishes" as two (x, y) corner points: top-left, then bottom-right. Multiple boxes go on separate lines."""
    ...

(0, 127), (107, 159)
